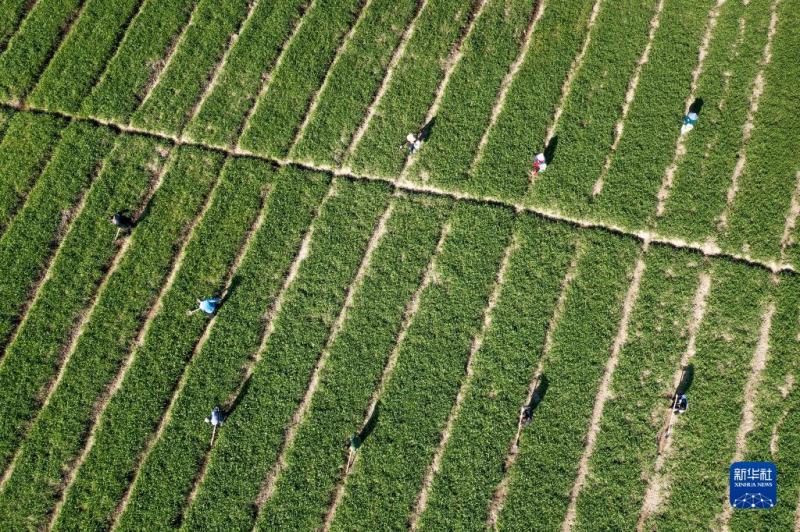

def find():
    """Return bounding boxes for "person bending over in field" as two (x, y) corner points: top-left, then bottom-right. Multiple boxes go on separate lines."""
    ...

(111, 211), (135, 239)
(403, 132), (422, 154)
(530, 153), (547, 178)
(680, 112), (698, 135)
(672, 393), (688, 414)
(188, 292), (227, 316)
(205, 406), (224, 426)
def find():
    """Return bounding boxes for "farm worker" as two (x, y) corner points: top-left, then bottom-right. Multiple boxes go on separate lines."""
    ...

(531, 153), (547, 178)
(404, 133), (422, 154)
(205, 406), (224, 426)
(672, 393), (688, 414)
(349, 432), (361, 452)
(188, 296), (223, 316)
(680, 112), (698, 135)
(111, 211), (134, 239)
(521, 404), (534, 427)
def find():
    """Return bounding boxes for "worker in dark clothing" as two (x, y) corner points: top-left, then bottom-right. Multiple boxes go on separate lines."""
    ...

(672, 393), (688, 414)
(111, 212), (135, 239)
(521, 404), (534, 427)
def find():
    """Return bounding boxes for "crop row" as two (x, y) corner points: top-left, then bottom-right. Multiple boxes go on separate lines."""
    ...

(27, 0), (145, 113)
(104, 166), (330, 530)
(494, 232), (638, 529)
(184, 0), (307, 147)
(182, 178), (391, 530)
(656, 0), (772, 242)
(0, 0), (84, 103)
(642, 260), (770, 529)
(0, 0), (34, 53)
(719, 0), (800, 263)
(129, 0), (251, 135)
(0, 111), (65, 236)
(407, 0), (536, 185)
(347, 0), (480, 177)
(52, 155), (271, 530)
(522, 0), (657, 211)
(730, 273), (800, 531)
(0, 121), (113, 365)
(238, 0), (365, 157)
(0, 133), (166, 482)
(256, 195), (448, 530)
(0, 145), (221, 528)
(591, 0), (720, 227)
(467, 0), (595, 200)
(328, 202), (514, 530)
(570, 247), (704, 529)
(414, 216), (577, 529)
(289, 0), (420, 166)
(80, 0), (196, 121)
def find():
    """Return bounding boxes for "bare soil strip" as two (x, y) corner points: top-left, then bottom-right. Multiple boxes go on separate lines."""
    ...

(409, 231), (518, 529)
(561, 249), (647, 530)
(181, 182), (337, 515)
(0, 146), (113, 495)
(322, 222), (451, 531)
(654, 0), (726, 216)
(769, 373), (792, 456)
(779, 171), (800, 260)
(342, 0), (430, 164)
(487, 244), (582, 527)
(84, 0), (150, 104)
(2, 101), (797, 276)
(253, 196), (395, 512)
(591, 0), (666, 197)
(288, 0), (373, 155)
(637, 272), (712, 530)
(470, 0), (547, 172)
(134, 0), (202, 116)
(235, 0), (318, 151)
(716, 302), (775, 530)
(42, 163), (224, 525)
(106, 188), (271, 530)
(182, 0), (263, 139)
(400, 0), (489, 178)
(716, 0), (780, 230)
(542, 0), (602, 146)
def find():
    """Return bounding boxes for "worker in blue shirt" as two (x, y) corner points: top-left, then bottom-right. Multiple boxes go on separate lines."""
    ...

(188, 296), (223, 316)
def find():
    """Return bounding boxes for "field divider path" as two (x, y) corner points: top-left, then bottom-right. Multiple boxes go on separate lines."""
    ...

(321, 220), (451, 530)
(41, 156), (225, 525)
(0, 141), (170, 497)
(179, 181), (336, 522)
(399, 0), (489, 180)
(716, 0), (780, 231)
(0, 131), (117, 490)
(470, 0), (546, 172)
(654, 0), (726, 216)
(716, 301), (775, 530)
(341, 0), (428, 163)
(133, 0), (201, 117)
(779, 171), (800, 261)
(591, 0), (666, 197)
(288, 0), (373, 155)
(561, 247), (647, 530)
(252, 194), (395, 514)
(234, 0), (317, 152)
(106, 182), (272, 530)
(0, 103), (796, 276)
(409, 230), (519, 528)
(182, 0), (263, 137)
(486, 245), (580, 526)
(637, 272), (712, 530)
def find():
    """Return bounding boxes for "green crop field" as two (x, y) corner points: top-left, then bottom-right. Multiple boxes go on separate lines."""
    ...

(0, 0), (798, 529)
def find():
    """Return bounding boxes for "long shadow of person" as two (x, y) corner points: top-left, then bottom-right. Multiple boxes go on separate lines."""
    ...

(676, 363), (694, 396)
(357, 403), (380, 445)
(543, 136), (559, 165)
(418, 117), (437, 142)
(688, 98), (704, 116)
(522, 375), (549, 427)
(223, 371), (252, 420)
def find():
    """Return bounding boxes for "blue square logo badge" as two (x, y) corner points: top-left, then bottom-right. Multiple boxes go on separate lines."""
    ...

(730, 461), (777, 509)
